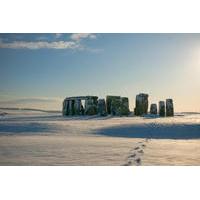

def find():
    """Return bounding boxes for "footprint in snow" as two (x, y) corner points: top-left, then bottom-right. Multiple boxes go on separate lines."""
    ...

(138, 149), (144, 154)
(128, 153), (136, 158)
(134, 158), (141, 165)
(134, 146), (140, 150)
(124, 139), (149, 166)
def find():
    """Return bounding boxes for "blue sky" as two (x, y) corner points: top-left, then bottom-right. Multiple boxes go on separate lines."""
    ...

(0, 33), (200, 111)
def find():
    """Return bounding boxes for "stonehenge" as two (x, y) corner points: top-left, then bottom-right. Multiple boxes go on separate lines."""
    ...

(134, 93), (149, 116)
(63, 95), (130, 116)
(62, 94), (174, 117)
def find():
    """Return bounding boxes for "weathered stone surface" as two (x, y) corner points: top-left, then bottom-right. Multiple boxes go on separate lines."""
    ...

(80, 104), (85, 115)
(106, 96), (121, 115)
(106, 95), (129, 116)
(111, 96), (121, 116)
(97, 99), (107, 116)
(121, 97), (130, 115)
(150, 103), (157, 115)
(134, 93), (149, 116)
(62, 100), (68, 115)
(74, 99), (81, 115)
(70, 100), (75, 115)
(159, 101), (165, 117)
(85, 97), (98, 115)
(166, 99), (174, 116)
(63, 96), (98, 116)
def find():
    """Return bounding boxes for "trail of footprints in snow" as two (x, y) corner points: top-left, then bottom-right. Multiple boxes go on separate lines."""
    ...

(124, 139), (149, 166)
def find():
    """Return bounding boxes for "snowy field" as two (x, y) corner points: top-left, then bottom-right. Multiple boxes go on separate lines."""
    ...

(0, 109), (200, 166)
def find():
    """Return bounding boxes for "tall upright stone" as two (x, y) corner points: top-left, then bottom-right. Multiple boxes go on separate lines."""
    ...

(134, 93), (149, 116)
(74, 99), (81, 115)
(62, 100), (67, 116)
(71, 100), (76, 115)
(85, 96), (98, 115)
(106, 96), (121, 114)
(97, 99), (107, 116)
(150, 103), (157, 115)
(110, 96), (121, 116)
(159, 101), (165, 117)
(121, 97), (130, 116)
(166, 99), (174, 116)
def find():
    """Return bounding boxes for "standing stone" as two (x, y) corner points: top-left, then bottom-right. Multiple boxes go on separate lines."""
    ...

(150, 103), (157, 115)
(62, 100), (67, 116)
(74, 99), (81, 115)
(67, 100), (71, 115)
(65, 100), (70, 116)
(85, 97), (98, 115)
(69, 100), (74, 115)
(121, 97), (130, 116)
(159, 101), (165, 117)
(97, 99), (107, 116)
(106, 96), (121, 114)
(110, 96), (121, 116)
(134, 93), (149, 116)
(166, 99), (174, 116)
(80, 104), (85, 115)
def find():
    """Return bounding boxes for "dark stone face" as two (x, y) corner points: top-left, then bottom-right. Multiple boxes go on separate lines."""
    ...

(134, 93), (149, 116)
(111, 97), (121, 116)
(106, 96), (121, 114)
(62, 96), (98, 116)
(150, 103), (157, 115)
(106, 96), (130, 116)
(97, 99), (107, 116)
(159, 101), (165, 117)
(166, 99), (174, 116)
(120, 97), (130, 116)
(62, 100), (70, 116)
(74, 99), (82, 115)
(85, 106), (97, 115)
(85, 97), (98, 115)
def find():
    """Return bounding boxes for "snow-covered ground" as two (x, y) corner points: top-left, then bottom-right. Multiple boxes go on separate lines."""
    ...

(0, 109), (200, 165)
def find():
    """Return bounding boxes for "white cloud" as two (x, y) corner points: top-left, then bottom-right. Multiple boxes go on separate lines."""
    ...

(0, 33), (98, 51)
(70, 33), (96, 41)
(0, 40), (80, 50)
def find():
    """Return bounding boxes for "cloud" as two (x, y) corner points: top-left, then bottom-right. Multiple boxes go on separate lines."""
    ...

(0, 33), (98, 51)
(0, 40), (80, 50)
(70, 33), (96, 41)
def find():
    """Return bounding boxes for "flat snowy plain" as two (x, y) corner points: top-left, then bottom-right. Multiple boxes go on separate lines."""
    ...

(0, 109), (200, 166)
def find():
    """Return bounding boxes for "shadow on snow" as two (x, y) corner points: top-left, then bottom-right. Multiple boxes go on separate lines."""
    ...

(0, 123), (56, 135)
(95, 123), (200, 139)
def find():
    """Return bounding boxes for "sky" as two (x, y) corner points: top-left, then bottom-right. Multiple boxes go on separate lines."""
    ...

(0, 33), (200, 112)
